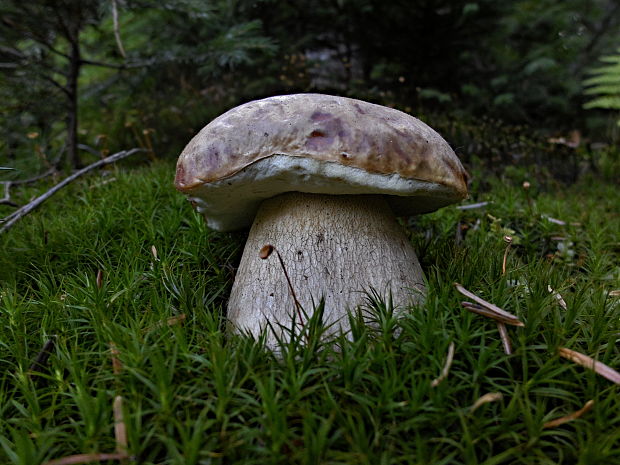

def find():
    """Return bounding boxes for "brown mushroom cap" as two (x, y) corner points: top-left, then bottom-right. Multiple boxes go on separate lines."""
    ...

(175, 93), (468, 231)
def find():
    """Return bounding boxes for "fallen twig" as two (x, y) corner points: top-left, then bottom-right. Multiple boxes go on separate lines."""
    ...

(496, 321), (512, 354)
(542, 214), (581, 227)
(431, 342), (455, 387)
(113, 395), (128, 455)
(543, 399), (594, 429)
(0, 149), (142, 234)
(455, 283), (524, 326)
(456, 201), (491, 210)
(0, 181), (17, 207)
(1, 167), (58, 207)
(461, 301), (524, 327)
(558, 347), (620, 384)
(469, 392), (503, 413)
(42, 452), (129, 465)
(548, 285), (567, 310)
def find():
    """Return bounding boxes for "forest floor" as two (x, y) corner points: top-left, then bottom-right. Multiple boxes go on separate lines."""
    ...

(0, 158), (619, 464)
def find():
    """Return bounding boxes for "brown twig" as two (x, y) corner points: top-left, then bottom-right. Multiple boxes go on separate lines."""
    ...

(431, 342), (455, 387)
(558, 347), (620, 384)
(0, 149), (142, 234)
(113, 395), (128, 455)
(455, 283), (524, 326)
(461, 301), (523, 326)
(42, 452), (129, 465)
(548, 285), (567, 310)
(109, 344), (128, 461)
(543, 399), (594, 429)
(496, 321), (512, 354)
(469, 392), (503, 413)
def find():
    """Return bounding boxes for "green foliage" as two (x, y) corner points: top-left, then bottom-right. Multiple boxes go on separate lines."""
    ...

(0, 160), (619, 463)
(584, 47), (620, 127)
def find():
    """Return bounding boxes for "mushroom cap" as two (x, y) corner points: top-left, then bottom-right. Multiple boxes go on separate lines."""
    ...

(175, 93), (468, 231)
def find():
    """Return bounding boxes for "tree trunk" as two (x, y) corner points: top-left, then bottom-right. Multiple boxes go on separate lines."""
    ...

(227, 193), (426, 348)
(66, 38), (81, 169)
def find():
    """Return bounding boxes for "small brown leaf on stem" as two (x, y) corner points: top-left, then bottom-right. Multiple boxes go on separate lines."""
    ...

(470, 392), (503, 413)
(543, 399), (594, 429)
(455, 283), (524, 326)
(558, 347), (620, 384)
(259, 244), (274, 259)
(431, 342), (455, 387)
(96, 270), (103, 289)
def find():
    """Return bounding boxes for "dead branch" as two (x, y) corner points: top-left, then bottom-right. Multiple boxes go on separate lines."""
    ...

(111, 0), (126, 58)
(0, 148), (142, 234)
(0, 181), (17, 207)
(0, 167), (58, 207)
(10, 167), (57, 185)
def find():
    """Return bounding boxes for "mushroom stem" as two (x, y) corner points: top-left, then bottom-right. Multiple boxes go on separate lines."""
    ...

(227, 192), (426, 346)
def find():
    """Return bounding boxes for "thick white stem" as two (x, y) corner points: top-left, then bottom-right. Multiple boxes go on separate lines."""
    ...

(227, 193), (425, 346)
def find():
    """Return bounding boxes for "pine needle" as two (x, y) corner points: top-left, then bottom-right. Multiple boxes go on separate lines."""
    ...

(455, 283), (524, 326)
(431, 342), (455, 387)
(543, 400), (595, 429)
(469, 392), (503, 413)
(548, 285), (567, 310)
(558, 347), (620, 384)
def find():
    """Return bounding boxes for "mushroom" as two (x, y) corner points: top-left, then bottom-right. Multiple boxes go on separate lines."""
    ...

(175, 94), (468, 346)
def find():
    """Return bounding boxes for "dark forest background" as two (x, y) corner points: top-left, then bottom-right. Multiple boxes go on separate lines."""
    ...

(1, 0), (619, 178)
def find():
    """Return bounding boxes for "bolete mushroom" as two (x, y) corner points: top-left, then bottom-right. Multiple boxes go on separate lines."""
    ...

(175, 94), (468, 346)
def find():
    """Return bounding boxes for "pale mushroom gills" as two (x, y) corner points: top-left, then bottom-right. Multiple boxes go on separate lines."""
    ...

(175, 93), (468, 346)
